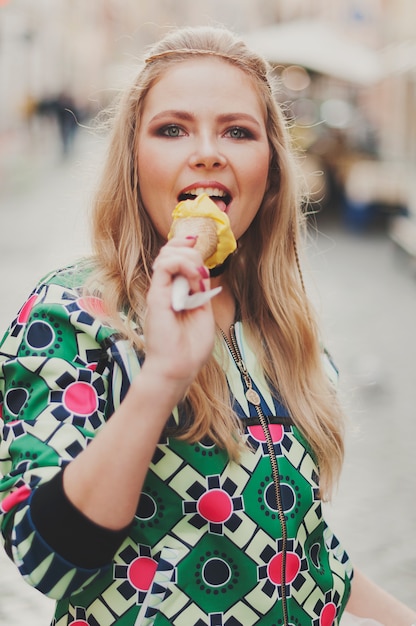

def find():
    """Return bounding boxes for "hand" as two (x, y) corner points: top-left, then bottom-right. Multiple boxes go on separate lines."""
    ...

(143, 237), (216, 396)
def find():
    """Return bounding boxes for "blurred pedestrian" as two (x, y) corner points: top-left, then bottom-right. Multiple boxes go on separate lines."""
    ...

(36, 91), (80, 157)
(54, 92), (80, 157)
(0, 25), (415, 626)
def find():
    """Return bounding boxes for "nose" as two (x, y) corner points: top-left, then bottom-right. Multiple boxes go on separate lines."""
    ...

(189, 134), (227, 169)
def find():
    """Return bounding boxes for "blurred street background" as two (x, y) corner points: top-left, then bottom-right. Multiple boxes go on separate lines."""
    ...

(1, 0), (416, 623)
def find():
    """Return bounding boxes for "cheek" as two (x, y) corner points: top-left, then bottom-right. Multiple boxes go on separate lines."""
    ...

(138, 148), (165, 190)
(137, 157), (168, 221)
(240, 148), (270, 192)
(245, 168), (269, 207)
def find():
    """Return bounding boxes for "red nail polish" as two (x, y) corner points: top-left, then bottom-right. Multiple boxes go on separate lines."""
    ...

(199, 279), (206, 292)
(186, 235), (198, 241)
(198, 266), (209, 279)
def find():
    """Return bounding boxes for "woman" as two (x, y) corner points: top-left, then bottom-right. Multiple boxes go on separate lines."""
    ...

(0, 25), (414, 626)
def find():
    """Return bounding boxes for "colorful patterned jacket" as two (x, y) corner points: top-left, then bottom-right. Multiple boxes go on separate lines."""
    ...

(0, 265), (352, 625)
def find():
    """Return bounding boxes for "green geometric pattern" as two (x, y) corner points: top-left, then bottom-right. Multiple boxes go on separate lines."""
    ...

(0, 265), (353, 625)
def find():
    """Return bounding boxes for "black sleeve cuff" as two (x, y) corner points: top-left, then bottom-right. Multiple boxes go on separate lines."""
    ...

(31, 469), (131, 569)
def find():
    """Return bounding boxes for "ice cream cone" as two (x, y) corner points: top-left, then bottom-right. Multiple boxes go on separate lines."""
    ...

(169, 216), (218, 263)
(168, 193), (236, 268)
(168, 194), (236, 311)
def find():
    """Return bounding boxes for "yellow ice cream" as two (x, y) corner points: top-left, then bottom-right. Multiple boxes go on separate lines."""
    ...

(168, 193), (236, 268)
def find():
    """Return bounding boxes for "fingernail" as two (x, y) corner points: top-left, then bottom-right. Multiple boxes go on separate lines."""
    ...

(198, 266), (210, 279)
(199, 279), (206, 292)
(186, 235), (198, 241)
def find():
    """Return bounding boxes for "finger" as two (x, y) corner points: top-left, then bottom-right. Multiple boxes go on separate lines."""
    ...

(152, 244), (207, 280)
(152, 254), (202, 282)
(154, 242), (199, 265)
(168, 234), (198, 245)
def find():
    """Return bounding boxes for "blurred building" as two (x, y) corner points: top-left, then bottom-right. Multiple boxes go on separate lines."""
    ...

(1, 0), (416, 241)
(244, 0), (416, 240)
(0, 0), (271, 137)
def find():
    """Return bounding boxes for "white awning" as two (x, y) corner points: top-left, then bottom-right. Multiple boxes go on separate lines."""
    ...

(243, 19), (383, 85)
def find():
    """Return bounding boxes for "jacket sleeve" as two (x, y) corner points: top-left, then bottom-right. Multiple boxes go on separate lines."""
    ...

(0, 276), (131, 599)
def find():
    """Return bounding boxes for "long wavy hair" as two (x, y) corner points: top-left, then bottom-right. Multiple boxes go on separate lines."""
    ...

(87, 25), (345, 498)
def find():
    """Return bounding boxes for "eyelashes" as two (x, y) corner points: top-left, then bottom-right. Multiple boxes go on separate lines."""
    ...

(158, 124), (186, 137)
(157, 124), (255, 140)
(224, 126), (254, 139)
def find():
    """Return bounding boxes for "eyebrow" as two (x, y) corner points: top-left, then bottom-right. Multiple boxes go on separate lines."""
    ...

(149, 110), (262, 127)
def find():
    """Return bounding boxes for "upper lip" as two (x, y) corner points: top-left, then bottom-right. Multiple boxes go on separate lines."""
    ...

(178, 182), (232, 204)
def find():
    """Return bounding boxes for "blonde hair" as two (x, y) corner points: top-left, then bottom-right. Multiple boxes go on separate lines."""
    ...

(88, 25), (344, 498)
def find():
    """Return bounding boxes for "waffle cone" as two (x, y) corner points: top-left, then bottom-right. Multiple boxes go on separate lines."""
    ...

(170, 216), (218, 261)
(168, 194), (237, 268)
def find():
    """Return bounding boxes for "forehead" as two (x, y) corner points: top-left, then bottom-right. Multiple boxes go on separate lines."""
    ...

(143, 57), (265, 116)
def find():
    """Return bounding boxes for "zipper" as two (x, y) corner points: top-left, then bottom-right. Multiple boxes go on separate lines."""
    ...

(221, 325), (289, 626)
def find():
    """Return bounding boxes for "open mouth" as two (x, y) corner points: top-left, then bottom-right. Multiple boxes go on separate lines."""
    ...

(178, 188), (232, 211)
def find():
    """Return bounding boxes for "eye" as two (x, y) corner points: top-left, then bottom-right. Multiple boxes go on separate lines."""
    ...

(225, 126), (253, 139)
(159, 124), (186, 137)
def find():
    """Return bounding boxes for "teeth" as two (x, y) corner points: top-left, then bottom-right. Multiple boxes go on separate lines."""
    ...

(184, 187), (227, 198)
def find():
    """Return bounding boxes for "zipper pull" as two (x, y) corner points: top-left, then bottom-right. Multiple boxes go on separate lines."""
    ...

(234, 356), (261, 406)
(243, 371), (261, 406)
(246, 387), (261, 406)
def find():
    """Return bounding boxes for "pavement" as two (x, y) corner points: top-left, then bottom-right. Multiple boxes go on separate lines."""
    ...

(0, 128), (415, 623)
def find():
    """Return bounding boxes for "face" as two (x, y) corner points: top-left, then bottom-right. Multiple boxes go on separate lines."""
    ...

(137, 57), (270, 242)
